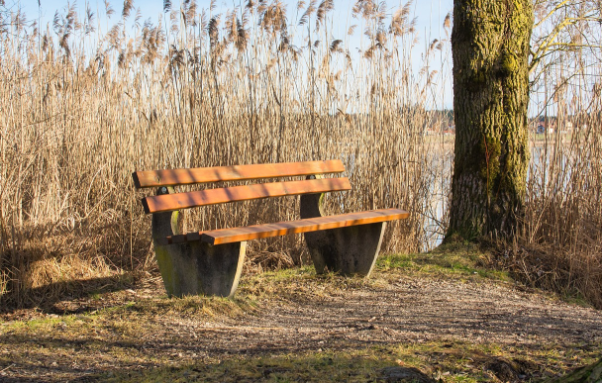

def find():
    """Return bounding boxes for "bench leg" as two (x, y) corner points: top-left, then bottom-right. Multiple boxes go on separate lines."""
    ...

(151, 187), (246, 297)
(153, 240), (247, 298)
(300, 187), (386, 277)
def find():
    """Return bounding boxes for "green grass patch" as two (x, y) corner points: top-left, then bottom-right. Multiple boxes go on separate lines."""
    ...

(377, 243), (511, 282)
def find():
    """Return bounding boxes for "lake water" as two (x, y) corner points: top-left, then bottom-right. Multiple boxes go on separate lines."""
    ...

(421, 140), (571, 250)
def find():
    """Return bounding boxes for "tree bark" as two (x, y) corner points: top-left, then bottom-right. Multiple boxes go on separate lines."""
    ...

(448, 0), (533, 241)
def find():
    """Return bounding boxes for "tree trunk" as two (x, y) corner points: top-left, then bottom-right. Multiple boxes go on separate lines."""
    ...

(448, 0), (533, 241)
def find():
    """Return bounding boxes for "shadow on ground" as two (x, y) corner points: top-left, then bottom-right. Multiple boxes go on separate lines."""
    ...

(0, 273), (142, 317)
(0, 337), (571, 383)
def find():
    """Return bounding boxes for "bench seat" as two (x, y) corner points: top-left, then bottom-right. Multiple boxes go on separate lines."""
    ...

(162, 208), (409, 245)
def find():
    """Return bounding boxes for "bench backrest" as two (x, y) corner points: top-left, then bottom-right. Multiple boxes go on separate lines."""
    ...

(133, 160), (344, 188)
(133, 160), (349, 214)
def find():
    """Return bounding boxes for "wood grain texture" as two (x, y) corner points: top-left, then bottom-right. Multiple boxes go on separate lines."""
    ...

(161, 209), (409, 245)
(142, 178), (352, 214)
(133, 160), (345, 188)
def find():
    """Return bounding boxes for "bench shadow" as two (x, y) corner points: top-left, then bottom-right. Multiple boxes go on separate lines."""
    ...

(0, 273), (140, 317)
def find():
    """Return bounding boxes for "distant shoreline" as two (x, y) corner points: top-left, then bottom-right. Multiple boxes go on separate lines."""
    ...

(422, 135), (573, 151)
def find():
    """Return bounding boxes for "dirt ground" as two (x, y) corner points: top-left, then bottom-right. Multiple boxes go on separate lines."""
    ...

(176, 276), (602, 356)
(1, 252), (601, 382)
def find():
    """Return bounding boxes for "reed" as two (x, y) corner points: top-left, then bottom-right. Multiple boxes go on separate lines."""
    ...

(499, 95), (602, 308)
(0, 0), (449, 308)
(1, 0), (600, 310)
(490, 0), (602, 308)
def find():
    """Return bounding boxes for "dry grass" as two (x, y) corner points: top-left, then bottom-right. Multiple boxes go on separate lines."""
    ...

(1, 0), (601, 312)
(0, 0), (449, 308)
(507, 0), (602, 308)
(493, 108), (602, 309)
(492, 0), (602, 307)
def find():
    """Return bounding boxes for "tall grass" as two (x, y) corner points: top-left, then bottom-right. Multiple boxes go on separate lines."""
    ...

(516, 109), (602, 307)
(1, 0), (600, 310)
(502, 87), (602, 308)
(490, 0), (602, 308)
(0, 0), (449, 308)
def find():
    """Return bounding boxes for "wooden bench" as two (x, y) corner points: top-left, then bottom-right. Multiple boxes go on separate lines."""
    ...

(133, 160), (409, 297)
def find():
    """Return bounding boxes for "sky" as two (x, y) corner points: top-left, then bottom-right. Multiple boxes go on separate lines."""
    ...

(13, 0), (455, 108)
(16, 0), (454, 34)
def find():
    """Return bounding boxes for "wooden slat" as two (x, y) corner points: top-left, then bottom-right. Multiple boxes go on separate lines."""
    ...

(142, 178), (351, 214)
(159, 208), (409, 245)
(202, 208), (409, 245)
(170, 208), (406, 245)
(133, 160), (345, 188)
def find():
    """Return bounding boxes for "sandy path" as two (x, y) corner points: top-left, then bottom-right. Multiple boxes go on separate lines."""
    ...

(180, 277), (602, 357)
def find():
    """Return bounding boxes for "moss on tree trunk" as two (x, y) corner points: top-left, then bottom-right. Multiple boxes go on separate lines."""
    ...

(448, 0), (533, 241)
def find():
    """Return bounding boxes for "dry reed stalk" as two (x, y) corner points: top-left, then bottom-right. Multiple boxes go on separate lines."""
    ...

(0, 0), (446, 308)
(2, 0), (599, 310)
(498, 7), (602, 306)
(508, 105), (602, 308)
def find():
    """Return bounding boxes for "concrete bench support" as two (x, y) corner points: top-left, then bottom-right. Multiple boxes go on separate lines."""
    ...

(151, 187), (246, 297)
(300, 180), (385, 277)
